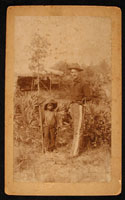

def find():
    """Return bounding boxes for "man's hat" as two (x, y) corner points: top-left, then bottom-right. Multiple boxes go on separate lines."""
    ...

(68, 63), (83, 71)
(44, 99), (57, 110)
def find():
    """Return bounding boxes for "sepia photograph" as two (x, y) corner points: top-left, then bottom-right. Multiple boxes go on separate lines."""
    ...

(13, 15), (112, 183)
(5, 6), (121, 195)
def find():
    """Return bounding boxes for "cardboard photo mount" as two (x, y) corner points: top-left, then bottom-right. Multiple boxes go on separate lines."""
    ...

(5, 6), (122, 196)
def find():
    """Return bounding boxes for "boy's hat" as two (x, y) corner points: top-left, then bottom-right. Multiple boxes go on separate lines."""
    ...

(44, 99), (57, 110)
(68, 63), (83, 71)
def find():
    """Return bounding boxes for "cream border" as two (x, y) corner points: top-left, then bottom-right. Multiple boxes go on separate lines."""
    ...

(5, 6), (122, 196)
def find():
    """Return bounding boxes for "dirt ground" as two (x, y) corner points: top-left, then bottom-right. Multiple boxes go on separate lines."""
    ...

(13, 90), (111, 183)
(14, 142), (111, 183)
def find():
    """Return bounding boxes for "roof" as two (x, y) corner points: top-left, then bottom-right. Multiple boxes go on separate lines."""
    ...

(15, 68), (63, 77)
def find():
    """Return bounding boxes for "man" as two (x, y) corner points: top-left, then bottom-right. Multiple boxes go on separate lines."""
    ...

(69, 63), (91, 157)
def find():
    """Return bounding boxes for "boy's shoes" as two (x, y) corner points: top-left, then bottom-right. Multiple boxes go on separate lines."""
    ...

(53, 149), (58, 153)
(48, 147), (57, 152)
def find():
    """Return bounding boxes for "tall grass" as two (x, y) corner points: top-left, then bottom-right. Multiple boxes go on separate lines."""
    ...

(14, 69), (111, 173)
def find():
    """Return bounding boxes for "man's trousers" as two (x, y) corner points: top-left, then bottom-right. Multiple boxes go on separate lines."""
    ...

(70, 103), (85, 157)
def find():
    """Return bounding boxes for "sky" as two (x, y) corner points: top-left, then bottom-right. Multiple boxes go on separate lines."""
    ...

(14, 16), (111, 75)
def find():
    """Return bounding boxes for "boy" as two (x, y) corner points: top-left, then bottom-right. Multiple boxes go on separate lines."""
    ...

(42, 99), (58, 152)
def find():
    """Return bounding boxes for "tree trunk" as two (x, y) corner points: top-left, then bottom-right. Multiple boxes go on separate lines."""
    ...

(37, 65), (40, 94)
(37, 64), (44, 153)
(50, 73), (52, 94)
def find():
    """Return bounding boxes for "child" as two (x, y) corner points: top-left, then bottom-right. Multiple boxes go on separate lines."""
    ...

(42, 99), (58, 152)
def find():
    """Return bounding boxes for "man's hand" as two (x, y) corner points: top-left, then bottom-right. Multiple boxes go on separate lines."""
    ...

(82, 98), (86, 104)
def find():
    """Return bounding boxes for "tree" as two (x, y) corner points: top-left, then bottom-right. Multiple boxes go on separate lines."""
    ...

(28, 33), (51, 93)
(28, 33), (51, 153)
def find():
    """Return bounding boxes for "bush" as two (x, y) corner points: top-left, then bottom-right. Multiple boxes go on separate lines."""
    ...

(14, 90), (40, 147)
(14, 64), (111, 171)
(84, 102), (111, 148)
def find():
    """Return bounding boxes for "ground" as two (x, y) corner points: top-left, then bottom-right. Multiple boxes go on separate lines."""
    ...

(14, 142), (111, 183)
(13, 89), (111, 183)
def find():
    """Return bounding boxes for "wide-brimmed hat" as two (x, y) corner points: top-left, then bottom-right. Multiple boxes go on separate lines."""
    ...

(44, 99), (57, 110)
(68, 63), (83, 71)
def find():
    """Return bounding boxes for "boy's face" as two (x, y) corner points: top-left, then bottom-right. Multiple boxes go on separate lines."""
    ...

(47, 103), (53, 111)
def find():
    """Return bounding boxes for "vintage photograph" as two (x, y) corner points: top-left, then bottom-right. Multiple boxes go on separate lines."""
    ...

(5, 6), (122, 195)
(13, 16), (112, 183)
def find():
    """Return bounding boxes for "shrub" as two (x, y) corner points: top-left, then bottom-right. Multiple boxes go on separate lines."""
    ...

(14, 89), (41, 147)
(83, 101), (111, 148)
(14, 65), (111, 172)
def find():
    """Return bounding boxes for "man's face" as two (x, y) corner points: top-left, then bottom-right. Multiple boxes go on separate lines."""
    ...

(70, 69), (79, 80)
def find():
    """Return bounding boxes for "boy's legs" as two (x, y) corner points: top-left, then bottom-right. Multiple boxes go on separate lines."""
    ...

(49, 128), (56, 151)
(43, 126), (50, 152)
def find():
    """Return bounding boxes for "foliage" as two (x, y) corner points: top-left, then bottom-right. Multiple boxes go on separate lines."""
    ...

(84, 102), (111, 148)
(53, 61), (70, 75)
(28, 33), (51, 73)
(14, 90), (40, 148)
(14, 60), (111, 172)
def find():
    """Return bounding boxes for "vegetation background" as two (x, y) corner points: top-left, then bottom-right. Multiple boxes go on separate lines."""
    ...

(13, 57), (111, 182)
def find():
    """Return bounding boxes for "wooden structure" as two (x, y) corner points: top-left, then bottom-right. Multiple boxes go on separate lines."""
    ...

(16, 69), (63, 92)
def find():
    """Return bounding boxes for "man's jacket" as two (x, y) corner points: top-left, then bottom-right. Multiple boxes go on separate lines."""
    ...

(70, 77), (91, 103)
